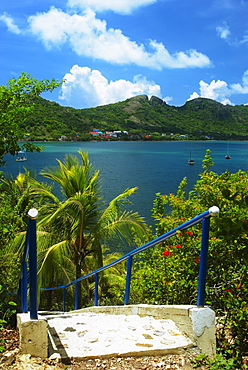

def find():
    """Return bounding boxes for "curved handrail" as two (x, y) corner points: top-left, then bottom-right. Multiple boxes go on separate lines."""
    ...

(40, 206), (219, 311)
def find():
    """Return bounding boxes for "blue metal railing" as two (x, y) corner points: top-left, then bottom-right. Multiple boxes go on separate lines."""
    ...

(20, 206), (220, 317)
(19, 208), (39, 319)
(37, 206), (219, 313)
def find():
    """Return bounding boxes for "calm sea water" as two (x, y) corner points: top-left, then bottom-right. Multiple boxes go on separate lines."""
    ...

(3, 141), (248, 225)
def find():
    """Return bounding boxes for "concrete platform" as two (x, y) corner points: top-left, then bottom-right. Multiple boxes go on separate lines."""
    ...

(17, 305), (216, 361)
(46, 312), (195, 360)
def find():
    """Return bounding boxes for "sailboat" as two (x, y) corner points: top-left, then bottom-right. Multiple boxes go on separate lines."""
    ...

(16, 151), (27, 162)
(225, 141), (231, 159)
(188, 145), (195, 165)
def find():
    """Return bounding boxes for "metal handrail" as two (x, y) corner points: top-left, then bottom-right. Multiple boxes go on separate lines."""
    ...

(20, 209), (39, 319)
(40, 206), (219, 312)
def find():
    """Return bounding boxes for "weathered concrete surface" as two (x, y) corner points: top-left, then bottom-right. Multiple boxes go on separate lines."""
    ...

(46, 311), (195, 360)
(17, 314), (48, 358)
(17, 305), (216, 361)
(78, 305), (216, 356)
(189, 307), (216, 356)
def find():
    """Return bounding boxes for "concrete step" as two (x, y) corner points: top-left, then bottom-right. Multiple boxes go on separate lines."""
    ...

(17, 305), (216, 361)
(45, 311), (195, 361)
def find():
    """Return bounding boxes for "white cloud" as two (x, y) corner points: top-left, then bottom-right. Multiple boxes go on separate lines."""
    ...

(67, 0), (157, 14)
(189, 91), (200, 100)
(163, 96), (173, 103)
(239, 34), (248, 45)
(0, 12), (21, 34)
(221, 98), (234, 105)
(59, 65), (162, 108)
(188, 70), (248, 105)
(199, 80), (230, 101)
(216, 21), (248, 46)
(242, 70), (248, 86)
(216, 22), (230, 40)
(230, 71), (248, 94)
(26, 7), (211, 70)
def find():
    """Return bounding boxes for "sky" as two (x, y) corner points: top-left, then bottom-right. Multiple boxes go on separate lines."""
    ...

(0, 0), (248, 109)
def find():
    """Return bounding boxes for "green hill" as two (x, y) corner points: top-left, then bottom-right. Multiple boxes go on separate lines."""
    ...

(23, 95), (248, 140)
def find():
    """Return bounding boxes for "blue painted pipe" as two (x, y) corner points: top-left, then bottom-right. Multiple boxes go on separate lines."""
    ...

(21, 259), (28, 313)
(74, 282), (79, 310)
(94, 273), (99, 306)
(63, 287), (67, 312)
(64, 208), (218, 290)
(124, 255), (133, 305)
(28, 209), (38, 320)
(197, 217), (210, 307)
(40, 206), (219, 309)
(21, 230), (30, 313)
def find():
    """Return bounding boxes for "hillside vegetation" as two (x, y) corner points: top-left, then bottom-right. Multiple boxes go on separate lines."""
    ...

(23, 95), (248, 140)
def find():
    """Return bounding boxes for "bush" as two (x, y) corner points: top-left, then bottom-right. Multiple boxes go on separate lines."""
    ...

(131, 151), (248, 367)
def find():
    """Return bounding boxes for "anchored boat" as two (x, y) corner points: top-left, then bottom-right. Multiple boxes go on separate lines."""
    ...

(188, 146), (195, 165)
(16, 151), (27, 162)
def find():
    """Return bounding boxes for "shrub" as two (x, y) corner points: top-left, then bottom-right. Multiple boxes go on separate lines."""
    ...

(131, 151), (248, 367)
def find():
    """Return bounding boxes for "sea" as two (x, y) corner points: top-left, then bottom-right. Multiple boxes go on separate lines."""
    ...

(2, 140), (248, 226)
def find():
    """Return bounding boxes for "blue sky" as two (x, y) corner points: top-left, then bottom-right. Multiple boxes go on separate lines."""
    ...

(1, 0), (248, 109)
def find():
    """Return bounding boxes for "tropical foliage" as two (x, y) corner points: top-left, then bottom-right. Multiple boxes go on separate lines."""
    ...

(0, 148), (247, 367)
(2, 72), (248, 144)
(22, 94), (248, 141)
(0, 168), (49, 322)
(130, 150), (248, 367)
(0, 73), (62, 165)
(8, 151), (149, 308)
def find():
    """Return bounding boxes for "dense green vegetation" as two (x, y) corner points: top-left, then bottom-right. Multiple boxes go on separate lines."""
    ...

(1, 152), (149, 309)
(2, 73), (248, 146)
(129, 151), (248, 367)
(0, 150), (247, 368)
(23, 94), (248, 141)
(0, 73), (62, 165)
(0, 74), (248, 367)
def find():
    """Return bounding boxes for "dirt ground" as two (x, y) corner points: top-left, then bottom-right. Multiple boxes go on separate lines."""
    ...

(0, 328), (204, 370)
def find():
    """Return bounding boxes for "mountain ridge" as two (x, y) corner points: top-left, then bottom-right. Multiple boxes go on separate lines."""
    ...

(23, 95), (248, 140)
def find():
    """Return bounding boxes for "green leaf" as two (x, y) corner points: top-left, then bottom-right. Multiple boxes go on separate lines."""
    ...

(8, 301), (17, 306)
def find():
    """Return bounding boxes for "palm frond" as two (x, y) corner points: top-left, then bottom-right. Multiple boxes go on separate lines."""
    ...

(94, 188), (149, 246)
(4, 151), (151, 309)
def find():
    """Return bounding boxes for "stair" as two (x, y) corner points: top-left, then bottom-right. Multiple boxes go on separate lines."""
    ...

(44, 311), (197, 361)
(18, 305), (216, 361)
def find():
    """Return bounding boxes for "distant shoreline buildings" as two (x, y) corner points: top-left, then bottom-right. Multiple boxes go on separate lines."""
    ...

(89, 128), (129, 138)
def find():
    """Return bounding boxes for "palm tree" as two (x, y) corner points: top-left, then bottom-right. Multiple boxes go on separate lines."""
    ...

(32, 150), (149, 308)
(0, 170), (48, 305)
(0, 169), (38, 227)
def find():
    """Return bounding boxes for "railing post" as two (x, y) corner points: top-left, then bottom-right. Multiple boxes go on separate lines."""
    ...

(41, 206), (219, 312)
(21, 232), (30, 313)
(63, 287), (67, 312)
(197, 206), (219, 307)
(28, 209), (38, 320)
(94, 273), (99, 306)
(124, 255), (133, 305)
(74, 282), (79, 310)
(21, 259), (28, 313)
(197, 217), (210, 307)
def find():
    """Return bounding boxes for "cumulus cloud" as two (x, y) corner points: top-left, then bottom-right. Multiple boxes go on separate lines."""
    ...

(0, 12), (21, 34)
(163, 96), (173, 103)
(59, 65), (162, 108)
(25, 7), (211, 70)
(67, 0), (157, 14)
(230, 70), (248, 94)
(188, 70), (248, 105)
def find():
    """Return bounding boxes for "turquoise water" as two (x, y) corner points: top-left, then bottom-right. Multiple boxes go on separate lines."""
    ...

(3, 141), (248, 224)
